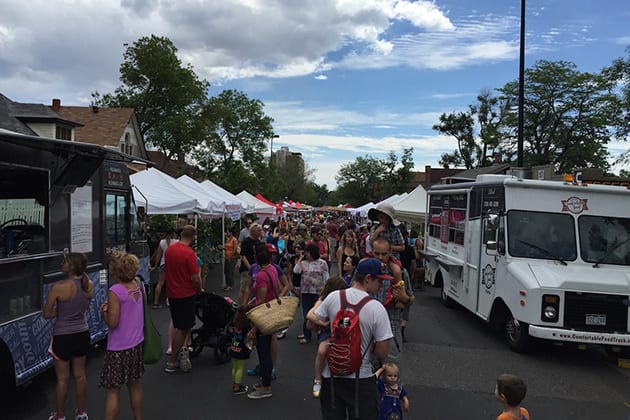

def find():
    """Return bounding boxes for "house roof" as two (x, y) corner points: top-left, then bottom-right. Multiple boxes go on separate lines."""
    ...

(55, 106), (135, 147)
(146, 150), (197, 178)
(447, 163), (512, 182)
(0, 93), (81, 135)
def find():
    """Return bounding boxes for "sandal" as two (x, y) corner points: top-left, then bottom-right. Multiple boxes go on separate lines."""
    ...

(299, 338), (309, 344)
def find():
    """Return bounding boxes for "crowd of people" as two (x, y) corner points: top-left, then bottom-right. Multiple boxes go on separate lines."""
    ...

(43, 205), (530, 420)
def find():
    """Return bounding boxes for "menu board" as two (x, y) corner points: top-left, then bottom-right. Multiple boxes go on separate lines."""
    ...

(71, 185), (93, 253)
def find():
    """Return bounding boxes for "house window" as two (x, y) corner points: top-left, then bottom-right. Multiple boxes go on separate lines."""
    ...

(120, 143), (125, 153)
(55, 126), (72, 140)
(126, 145), (133, 155)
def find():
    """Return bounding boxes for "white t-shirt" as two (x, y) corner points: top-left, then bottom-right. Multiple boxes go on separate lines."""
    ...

(159, 238), (179, 266)
(314, 287), (393, 379)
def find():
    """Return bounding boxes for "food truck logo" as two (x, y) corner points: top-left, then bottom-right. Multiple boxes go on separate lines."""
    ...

(561, 197), (589, 214)
(482, 264), (495, 290)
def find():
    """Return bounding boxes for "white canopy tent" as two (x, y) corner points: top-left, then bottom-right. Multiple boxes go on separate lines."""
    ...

(392, 184), (428, 224)
(237, 190), (276, 218)
(374, 192), (408, 207)
(177, 175), (253, 219)
(351, 201), (375, 218)
(130, 168), (221, 215)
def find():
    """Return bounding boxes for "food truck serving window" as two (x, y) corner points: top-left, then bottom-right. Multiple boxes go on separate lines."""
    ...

(0, 165), (48, 259)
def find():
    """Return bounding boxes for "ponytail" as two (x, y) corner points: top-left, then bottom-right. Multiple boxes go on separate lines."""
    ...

(81, 272), (90, 293)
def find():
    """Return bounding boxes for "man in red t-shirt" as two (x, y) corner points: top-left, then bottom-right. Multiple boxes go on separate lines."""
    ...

(164, 225), (201, 373)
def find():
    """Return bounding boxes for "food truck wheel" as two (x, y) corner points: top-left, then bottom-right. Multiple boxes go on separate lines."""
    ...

(0, 346), (14, 395)
(439, 281), (456, 308)
(504, 313), (530, 353)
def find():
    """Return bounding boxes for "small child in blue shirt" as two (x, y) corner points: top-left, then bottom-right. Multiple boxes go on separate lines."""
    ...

(375, 362), (410, 420)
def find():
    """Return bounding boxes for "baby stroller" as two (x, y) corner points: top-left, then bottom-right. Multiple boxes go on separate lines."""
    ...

(189, 292), (237, 364)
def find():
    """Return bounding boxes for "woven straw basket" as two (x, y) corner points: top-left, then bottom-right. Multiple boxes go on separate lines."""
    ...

(246, 296), (300, 335)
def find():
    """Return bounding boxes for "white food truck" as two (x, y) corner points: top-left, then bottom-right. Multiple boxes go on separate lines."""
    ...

(423, 173), (630, 353)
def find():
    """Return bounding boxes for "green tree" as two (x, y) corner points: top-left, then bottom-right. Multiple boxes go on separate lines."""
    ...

(92, 35), (209, 164)
(335, 150), (414, 206)
(192, 89), (275, 192)
(499, 60), (619, 172)
(432, 90), (506, 169)
(603, 46), (630, 165)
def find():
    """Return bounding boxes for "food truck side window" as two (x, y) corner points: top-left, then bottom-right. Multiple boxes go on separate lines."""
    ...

(0, 166), (48, 258)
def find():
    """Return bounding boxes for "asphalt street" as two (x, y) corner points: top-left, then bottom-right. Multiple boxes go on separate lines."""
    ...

(5, 261), (630, 419)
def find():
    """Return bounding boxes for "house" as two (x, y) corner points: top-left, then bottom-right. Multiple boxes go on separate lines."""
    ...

(53, 99), (149, 161)
(0, 94), (149, 162)
(0, 93), (82, 138)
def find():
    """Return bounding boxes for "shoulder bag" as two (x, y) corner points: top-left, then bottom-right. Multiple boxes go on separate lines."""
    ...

(141, 281), (163, 364)
(246, 268), (299, 335)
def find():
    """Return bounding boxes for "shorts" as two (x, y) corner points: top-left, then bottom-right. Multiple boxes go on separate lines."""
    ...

(50, 330), (90, 362)
(317, 328), (331, 344)
(99, 342), (144, 388)
(169, 295), (196, 330)
(239, 271), (251, 292)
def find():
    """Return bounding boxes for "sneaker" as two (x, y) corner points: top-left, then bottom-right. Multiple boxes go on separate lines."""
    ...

(312, 380), (322, 398)
(164, 361), (178, 373)
(271, 368), (277, 380)
(247, 389), (272, 400)
(178, 347), (191, 372)
(48, 414), (66, 420)
(232, 384), (249, 395)
(247, 365), (261, 376)
(75, 411), (89, 420)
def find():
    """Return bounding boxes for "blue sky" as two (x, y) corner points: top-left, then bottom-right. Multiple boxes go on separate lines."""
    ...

(1, 0), (629, 188)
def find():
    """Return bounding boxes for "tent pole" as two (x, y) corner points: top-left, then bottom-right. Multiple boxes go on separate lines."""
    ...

(221, 215), (226, 289)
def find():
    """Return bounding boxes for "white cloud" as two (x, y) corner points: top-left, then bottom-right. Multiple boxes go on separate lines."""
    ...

(315, 75), (328, 80)
(275, 132), (458, 188)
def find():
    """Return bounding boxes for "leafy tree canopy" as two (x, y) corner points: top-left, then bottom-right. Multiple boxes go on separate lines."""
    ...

(92, 35), (209, 163)
(335, 148), (414, 206)
(192, 89), (275, 193)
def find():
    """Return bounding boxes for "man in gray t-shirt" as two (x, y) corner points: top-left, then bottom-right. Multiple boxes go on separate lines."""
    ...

(310, 258), (393, 420)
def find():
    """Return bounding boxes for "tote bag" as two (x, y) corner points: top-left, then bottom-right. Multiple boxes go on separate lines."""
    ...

(246, 269), (299, 335)
(141, 282), (163, 364)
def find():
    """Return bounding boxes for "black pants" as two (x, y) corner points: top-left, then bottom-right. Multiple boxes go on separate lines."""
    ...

(255, 332), (273, 387)
(319, 377), (378, 420)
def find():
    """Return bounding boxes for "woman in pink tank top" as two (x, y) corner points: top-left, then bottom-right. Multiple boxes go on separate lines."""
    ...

(99, 251), (144, 420)
(44, 252), (93, 420)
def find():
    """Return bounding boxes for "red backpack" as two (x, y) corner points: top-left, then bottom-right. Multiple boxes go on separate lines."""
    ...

(327, 289), (373, 377)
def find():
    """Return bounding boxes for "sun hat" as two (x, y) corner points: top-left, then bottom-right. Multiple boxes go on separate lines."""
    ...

(367, 203), (400, 226)
(355, 258), (394, 280)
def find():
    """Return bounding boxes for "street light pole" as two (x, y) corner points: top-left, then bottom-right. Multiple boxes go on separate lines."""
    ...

(517, 0), (526, 167)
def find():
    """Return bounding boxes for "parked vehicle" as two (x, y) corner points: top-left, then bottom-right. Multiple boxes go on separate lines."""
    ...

(0, 129), (149, 390)
(424, 173), (630, 353)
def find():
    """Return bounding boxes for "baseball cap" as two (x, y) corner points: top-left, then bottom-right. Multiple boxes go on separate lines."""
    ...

(266, 243), (278, 253)
(356, 258), (394, 280)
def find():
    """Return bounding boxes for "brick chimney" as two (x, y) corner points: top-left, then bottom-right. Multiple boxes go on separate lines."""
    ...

(51, 98), (61, 112)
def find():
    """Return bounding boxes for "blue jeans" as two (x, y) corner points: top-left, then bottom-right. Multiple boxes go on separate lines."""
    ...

(301, 293), (319, 341)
